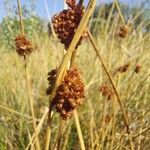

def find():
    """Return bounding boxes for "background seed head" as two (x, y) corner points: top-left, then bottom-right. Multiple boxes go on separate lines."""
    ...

(15, 35), (33, 58)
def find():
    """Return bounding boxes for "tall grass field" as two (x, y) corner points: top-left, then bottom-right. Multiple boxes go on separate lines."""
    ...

(0, 0), (150, 149)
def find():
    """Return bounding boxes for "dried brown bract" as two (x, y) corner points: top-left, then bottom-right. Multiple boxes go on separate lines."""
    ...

(99, 84), (114, 100)
(52, 0), (87, 50)
(15, 35), (33, 58)
(53, 67), (85, 120)
(134, 65), (141, 73)
(118, 25), (128, 38)
(117, 63), (130, 73)
(46, 69), (57, 95)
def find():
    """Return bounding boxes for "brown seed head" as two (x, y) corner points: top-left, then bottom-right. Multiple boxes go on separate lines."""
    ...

(99, 84), (114, 100)
(46, 68), (57, 95)
(15, 35), (33, 58)
(134, 65), (141, 73)
(118, 25), (128, 38)
(117, 63), (130, 73)
(52, 1), (87, 50)
(53, 67), (85, 120)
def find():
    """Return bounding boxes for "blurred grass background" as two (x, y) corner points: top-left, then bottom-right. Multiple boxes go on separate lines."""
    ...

(0, 0), (150, 149)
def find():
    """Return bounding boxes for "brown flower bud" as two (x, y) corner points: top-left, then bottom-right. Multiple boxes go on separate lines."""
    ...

(99, 84), (114, 100)
(117, 63), (130, 73)
(52, 2), (87, 50)
(46, 69), (57, 95)
(15, 35), (33, 58)
(118, 25), (128, 38)
(53, 67), (85, 120)
(134, 65), (141, 73)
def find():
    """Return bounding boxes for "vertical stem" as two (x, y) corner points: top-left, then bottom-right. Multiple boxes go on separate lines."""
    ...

(43, 0), (56, 37)
(17, 0), (24, 34)
(25, 61), (41, 150)
(87, 30), (134, 150)
(73, 110), (85, 150)
(56, 118), (65, 150)
(70, 49), (85, 150)
(44, 105), (53, 150)
(114, 0), (126, 24)
(64, 0), (67, 9)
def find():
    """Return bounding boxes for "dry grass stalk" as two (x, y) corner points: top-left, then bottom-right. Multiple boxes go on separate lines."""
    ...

(25, 107), (49, 150)
(87, 29), (135, 150)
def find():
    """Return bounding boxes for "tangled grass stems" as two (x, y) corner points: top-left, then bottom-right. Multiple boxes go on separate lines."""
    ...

(87, 30), (135, 150)
(25, 107), (49, 150)
(0, 104), (32, 120)
(44, 0), (96, 149)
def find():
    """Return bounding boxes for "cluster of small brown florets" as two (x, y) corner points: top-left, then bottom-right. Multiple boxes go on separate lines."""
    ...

(52, 67), (85, 120)
(134, 64), (141, 73)
(117, 63), (130, 73)
(99, 84), (114, 100)
(52, 0), (87, 50)
(116, 63), (142, 74)
(46, 69), (57, 95)
(15, 35), (33, 58)
(118, 25), (129, 38)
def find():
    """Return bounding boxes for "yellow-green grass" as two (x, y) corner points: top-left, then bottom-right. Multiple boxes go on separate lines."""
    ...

(0, 17), (150, 149)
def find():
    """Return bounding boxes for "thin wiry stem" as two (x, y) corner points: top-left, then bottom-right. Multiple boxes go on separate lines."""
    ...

(17, 0), (24, 34)
(0, 104), (32, 119)
(25, 107), (49, 150)
(56, 118), (65, 150)
(114, 0), (126, 24)
(25, 61), (41, 150)
(43, 0), (56, 37)
(73, 110), (85, 150)
(70, 49), (86, 150)
(87, 30), (134, 150)
(44, 1), (96, 149)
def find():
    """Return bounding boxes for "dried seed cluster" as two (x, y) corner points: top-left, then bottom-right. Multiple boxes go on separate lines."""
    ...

(118, 25), (128, 38)
(134, 65), (141, 73)
(117, 63), (130, 73)
(99, 84), (114, 100)
(46, 69), (57, 95)
(15, 35), (33, 58)
(52, 0), (87, 50)
(53, 67), (85, 120)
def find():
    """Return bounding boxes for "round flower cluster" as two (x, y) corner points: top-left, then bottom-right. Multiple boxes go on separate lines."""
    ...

(15, 35), (33, 58)
(99, 84), (114, 100)
(53, 67), (85, 120)
(52, 0), (87, 50)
